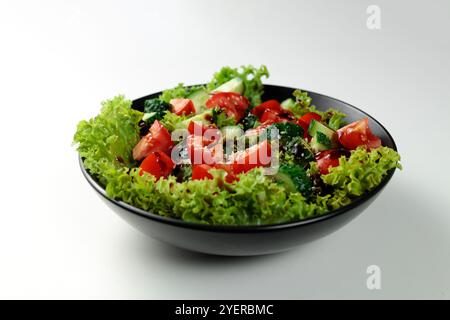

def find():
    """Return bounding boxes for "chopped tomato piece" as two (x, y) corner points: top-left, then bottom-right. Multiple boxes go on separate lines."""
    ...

(297, 112), (322, 139)
(298, 112), (322, 128)
(336, 118), (381, 150)
(132, 120), (173, 161)
(192, 164), (237, 183)
(231, 140), (272, 174)
(170, 98), (195, 116)
(205, 92), (250, 122)
(316, 150), (342, 175)
(192, 164), (213, 180)
(187, 121), (219, 136)
(297, 121), (309, 137)
(251, 99), (295, 124)
(139, 151), (175, 179)
(366, 135), (382, 149)
(250, 100), (282, 118)
(260, 109), (285, 124)
(187, 134), (223, 165)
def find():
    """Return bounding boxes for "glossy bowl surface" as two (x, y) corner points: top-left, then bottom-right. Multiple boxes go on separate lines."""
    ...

(79, 85), (398, 256)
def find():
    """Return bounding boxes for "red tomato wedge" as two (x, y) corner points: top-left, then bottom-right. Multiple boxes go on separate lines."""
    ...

(250, 100), (282, 118)
(315, 150), (342, 175)
(298, 112), (322, 128)
(231, 140), (272, 174)
(170, 98), (195, 116)
(192, 164), (214, 180)
(251, 100), (295, 124)
(205, 92), (250, 122)
(192, 164), (238, 183)
(297, 121), (309, 138)
(336, 118), (381, 150)
(260, 109), (285, 124)
(139, 151), (175, 179)
(132, 120), (173, 161)
(366, 136), (382, 149)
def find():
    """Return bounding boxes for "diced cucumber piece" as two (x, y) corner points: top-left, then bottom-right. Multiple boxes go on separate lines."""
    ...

(142, 112), (155, 122)
(274, 164), (312, 196)
(175, 110), (213, 130)
(308, 119), (338, 152)
(310, 135), (332, 152)
(213, 77), (244, 94)
(281, 98), (295, 110)
(187, 88), (210, 114)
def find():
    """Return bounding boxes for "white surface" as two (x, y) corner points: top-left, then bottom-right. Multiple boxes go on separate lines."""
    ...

(0, 0), (449, 299)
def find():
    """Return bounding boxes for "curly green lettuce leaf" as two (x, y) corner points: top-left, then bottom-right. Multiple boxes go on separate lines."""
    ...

(207, 65), (269, 105)
(315, 189), (352, 211)
(104, 167), (327, 225)
(73, 96), (142, 185)
(307, 161), (320, 176)
(159, 111), (187, 132)
(290, 90), (317, 118)
(324, 109), (347, 130)
(241, 113), (260, 131)
(291, 90), (331, 120)
(322, 146), (401, 197)
(212, 108), (236, 128)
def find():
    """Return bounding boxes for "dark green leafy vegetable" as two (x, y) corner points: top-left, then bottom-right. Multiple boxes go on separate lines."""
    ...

(266, 122), (304, 145)
(173, 164), (192, 183)
(281, 136), (315, 167)
(264, 123), (315, 168)
(241, 113), (260, 131)
(142, 98), (171, 125)
(275, 164), (312, 197)
(144, 98), (170, 114)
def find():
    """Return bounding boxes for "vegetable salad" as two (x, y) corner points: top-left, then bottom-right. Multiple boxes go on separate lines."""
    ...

(74, 65), (401, 225)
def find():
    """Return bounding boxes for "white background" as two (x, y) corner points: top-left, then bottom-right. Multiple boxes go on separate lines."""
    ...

(1, 0), (449, 299)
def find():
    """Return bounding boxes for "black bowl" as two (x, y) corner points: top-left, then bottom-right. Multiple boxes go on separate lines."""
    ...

(79, 85), (398, 256)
